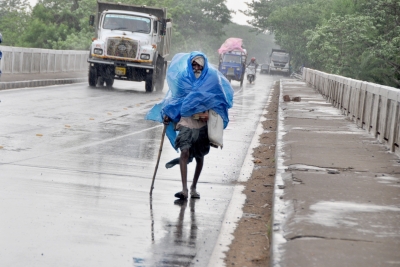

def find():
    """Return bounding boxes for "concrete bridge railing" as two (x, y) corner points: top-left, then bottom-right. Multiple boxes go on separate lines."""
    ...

(0, 45), (88, 74)
(303, 68), (400, 155)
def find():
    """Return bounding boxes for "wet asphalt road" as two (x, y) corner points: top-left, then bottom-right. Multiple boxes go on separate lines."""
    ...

(0, 73), (279, 266)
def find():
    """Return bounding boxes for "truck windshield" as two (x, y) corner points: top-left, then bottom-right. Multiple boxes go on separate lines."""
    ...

(223, 54), (241, 64)
(271, 53), (289, 62)
(104, 14), (151, 33)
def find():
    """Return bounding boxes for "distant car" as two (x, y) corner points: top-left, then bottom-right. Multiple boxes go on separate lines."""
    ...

(260, 63), (269, 74)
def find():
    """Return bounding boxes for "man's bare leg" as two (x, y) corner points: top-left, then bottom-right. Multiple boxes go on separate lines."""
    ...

(190, 157), (203, 198)
(179, 149), (190, 198)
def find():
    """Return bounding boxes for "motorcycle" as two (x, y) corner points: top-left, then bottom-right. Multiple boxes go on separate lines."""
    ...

(246, 65), (256, 84)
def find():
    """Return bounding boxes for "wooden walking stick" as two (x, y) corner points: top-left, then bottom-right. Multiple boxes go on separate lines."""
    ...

(150, 124), (167, 196)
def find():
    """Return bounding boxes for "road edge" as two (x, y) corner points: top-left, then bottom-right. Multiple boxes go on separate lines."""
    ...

(207, 86), (272, 267)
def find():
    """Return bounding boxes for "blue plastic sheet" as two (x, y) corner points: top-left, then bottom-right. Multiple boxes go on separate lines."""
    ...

(145, 51), (234, 149)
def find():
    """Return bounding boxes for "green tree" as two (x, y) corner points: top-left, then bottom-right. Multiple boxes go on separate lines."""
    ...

(306, 14), (377, 77)
(360, 0), (400, 87)
(17, 0), (97, 49)
(243, 0), (400, 87)
(267, 2), (322, 68)
(0, 0), (30, 14)
(0, 0), (31, 46)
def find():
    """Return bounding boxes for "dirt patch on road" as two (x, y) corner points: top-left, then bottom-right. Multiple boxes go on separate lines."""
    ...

(224, 81), (279, 267)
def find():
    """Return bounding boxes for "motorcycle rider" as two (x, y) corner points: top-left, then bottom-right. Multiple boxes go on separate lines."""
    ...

(247, 57), (258, 82)
(247, 57), (258, 68)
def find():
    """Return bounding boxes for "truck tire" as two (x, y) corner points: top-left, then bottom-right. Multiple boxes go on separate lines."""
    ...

(145, 72), (154, 92)
(105, 78), (114, 87)
(88, 65), (97, 87)
(97, 77), (105, 86)
(155, 58), (166, 92)
(104, 66), (114, 87)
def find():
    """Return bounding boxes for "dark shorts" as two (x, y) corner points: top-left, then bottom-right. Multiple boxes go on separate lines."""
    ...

(175, 126), (210, 158)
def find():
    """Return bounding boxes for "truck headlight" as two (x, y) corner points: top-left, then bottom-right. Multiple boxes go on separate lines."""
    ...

(140, 54), (150, 60)
(222, 66), (226, 70)
(94, 48), (103, 55)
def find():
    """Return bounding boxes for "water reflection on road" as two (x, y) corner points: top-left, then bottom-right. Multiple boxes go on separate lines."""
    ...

(0, 73), (281, 266)
(145, 198), (199, 267)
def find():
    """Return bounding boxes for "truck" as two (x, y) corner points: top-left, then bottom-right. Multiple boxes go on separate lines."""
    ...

(87, 1), (172, 92)
(217, 38), (247, 87)
(268, 49), (290, 76)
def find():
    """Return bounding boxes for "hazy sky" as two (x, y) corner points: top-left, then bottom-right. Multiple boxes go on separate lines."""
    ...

(225, 0), (250, 26)
(28, 0), (251, 26)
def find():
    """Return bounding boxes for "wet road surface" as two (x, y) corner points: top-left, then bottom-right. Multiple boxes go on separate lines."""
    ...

(0, 73), (279, 266)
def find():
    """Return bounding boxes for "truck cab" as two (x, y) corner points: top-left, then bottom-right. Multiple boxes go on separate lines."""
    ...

(268, 49), (290, 76)
(88, 2), (172, 92)
(92, 10), (159, 64)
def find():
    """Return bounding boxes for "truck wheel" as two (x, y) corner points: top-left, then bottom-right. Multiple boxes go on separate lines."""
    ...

(105, 78), (114, 87)
(145, 72), (154, 93)
(88, 65), (97, 87)
(97, 77), (105, 86)
(104, 66), (114, 87)
(155, 59), (166, 92)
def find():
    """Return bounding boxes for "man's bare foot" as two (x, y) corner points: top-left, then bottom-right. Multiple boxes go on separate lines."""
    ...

(174, 189), (188, 199)
(190, 189), (200, 198)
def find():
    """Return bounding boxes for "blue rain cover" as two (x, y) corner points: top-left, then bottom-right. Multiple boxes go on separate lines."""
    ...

(145, 51), (234, 149)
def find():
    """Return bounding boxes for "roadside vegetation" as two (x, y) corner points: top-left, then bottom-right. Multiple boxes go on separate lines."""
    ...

(243, 0), (400, 88)
(0, 0), (276, 64)
(1, 0), (398, 87)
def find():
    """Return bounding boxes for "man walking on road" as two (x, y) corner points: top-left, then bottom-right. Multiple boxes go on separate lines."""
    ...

(146, 51), (234, 200)
(163, 55), (210, 199)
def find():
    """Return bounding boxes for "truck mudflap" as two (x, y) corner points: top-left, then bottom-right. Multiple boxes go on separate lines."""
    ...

(87, 58), (154, 69)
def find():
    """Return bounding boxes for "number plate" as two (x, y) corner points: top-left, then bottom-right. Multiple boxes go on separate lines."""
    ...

(227, 68), (235, 75)
(115, 67), (126, 76)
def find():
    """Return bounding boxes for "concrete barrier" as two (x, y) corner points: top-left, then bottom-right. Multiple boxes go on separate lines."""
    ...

(303, 68), (400, 155)
(0, 45), (88, 74)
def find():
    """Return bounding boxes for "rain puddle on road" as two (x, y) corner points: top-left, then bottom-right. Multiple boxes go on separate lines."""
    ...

(307, 201), (400, 227)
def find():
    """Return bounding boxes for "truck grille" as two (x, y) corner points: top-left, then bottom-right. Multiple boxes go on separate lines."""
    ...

(106, 38), (138, 59)
(272, 61), (287, 68)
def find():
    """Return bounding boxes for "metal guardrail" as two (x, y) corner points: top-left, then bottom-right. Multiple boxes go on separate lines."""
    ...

(303, 68), (400, 155)
(0, 45), (88, 75)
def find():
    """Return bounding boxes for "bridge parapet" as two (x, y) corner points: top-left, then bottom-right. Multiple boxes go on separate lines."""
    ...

(0, 45), (88, 75)
(303, 68), (400, 155)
